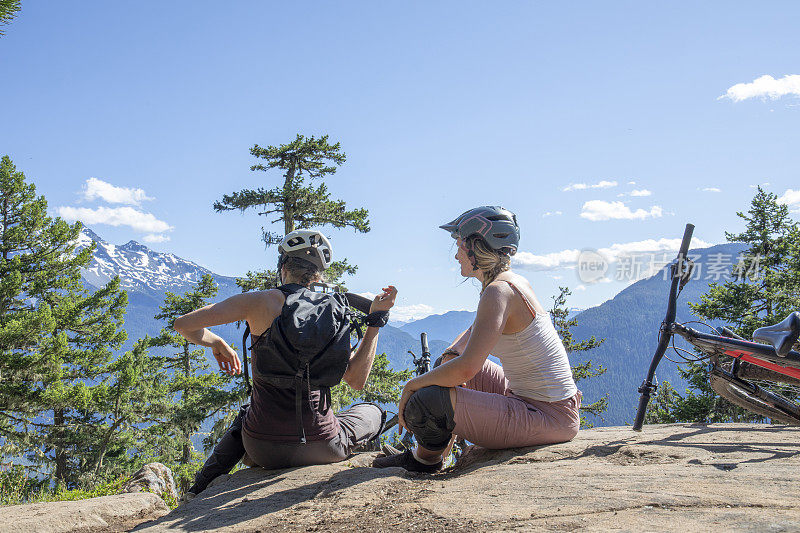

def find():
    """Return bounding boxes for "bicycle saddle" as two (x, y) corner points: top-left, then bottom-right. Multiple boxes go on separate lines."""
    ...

(752, 312), (800, 357)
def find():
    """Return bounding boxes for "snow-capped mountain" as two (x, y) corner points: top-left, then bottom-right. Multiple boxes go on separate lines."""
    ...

(76, 228), (238, 298)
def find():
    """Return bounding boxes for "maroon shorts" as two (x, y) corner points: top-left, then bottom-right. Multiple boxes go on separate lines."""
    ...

(453, 359), (582, 449)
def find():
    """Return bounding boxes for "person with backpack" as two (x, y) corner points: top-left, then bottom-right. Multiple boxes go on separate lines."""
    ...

(173, 229), (396, 498)
(373, 206), (581, 472)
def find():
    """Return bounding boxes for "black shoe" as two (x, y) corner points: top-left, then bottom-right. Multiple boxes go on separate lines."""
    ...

(372, 450), (442, 473)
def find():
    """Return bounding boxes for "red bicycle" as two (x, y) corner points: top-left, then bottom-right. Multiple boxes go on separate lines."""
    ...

(633, 224), (800, 430)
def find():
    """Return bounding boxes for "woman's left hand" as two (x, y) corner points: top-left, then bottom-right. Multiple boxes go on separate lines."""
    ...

(397, 377), (422, 432)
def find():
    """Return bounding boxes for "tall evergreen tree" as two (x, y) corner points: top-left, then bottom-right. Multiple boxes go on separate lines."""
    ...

(646, 187), (800, 423)
(549, 286), (608, 427)
(148, 275), (243, 484)
(0, 155), (129, 488)
(214, 134), (368, 289)
(85, 337), (169, 481)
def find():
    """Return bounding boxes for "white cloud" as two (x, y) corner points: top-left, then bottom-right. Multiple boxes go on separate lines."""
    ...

(701, 187), (722, 193)
(574, 285), (587, 292)
(562, 180), (618, 192)
(542, 210), (563, 217)
(57, 206), (173, 233)
(630, 189), (652, 197)
(391, 304), (435, 323)
(82, 178), (153, 206)
(778, 189), (800, 211)
(627, 181), (636, 185)
(720, 74), (800, 102)
(514, 248), (581, 271)
(580, 200), (663, 221)
(143, 233), (170, 243)
(513, 236), (713, 272)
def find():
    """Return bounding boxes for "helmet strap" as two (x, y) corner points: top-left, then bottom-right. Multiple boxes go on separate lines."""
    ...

(277, 254), (286, 285)
(465, 240), (479, 271)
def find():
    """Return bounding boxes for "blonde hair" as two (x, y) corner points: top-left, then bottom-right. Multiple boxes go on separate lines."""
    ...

(466, 236), (511, 293)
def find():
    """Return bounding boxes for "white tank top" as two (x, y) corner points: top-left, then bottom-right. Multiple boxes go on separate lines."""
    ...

(491, 281), (578, 402)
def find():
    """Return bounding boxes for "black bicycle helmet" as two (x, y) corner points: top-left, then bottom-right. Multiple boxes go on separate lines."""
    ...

(439, 206), (520, 255)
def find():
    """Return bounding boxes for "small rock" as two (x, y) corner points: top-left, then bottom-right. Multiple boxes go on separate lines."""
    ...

(121, 462), (178, 502)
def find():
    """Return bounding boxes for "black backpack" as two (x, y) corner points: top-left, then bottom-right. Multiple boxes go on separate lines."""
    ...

(241, 284), (365, 443)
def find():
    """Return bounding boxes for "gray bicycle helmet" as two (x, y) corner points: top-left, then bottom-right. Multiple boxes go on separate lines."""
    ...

(440, 206), (520, 255)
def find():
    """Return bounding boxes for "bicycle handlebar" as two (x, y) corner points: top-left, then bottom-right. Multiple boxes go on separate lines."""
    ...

(677, 223), (695, 259)
(421, 333), (430, 356)
(344, 292), (372, 315)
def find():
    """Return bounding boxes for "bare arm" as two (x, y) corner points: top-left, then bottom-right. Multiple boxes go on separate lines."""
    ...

(447, 326), (472, 354)
(173, 291), (276, 376)
(397, 283), (511, 428)
(341, 327), (380, 390)
(341, 285), (398, 390)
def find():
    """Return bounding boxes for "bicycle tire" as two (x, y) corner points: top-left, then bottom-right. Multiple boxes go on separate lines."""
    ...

(709, 374), (800, 425)
(734, 361), (800, 387)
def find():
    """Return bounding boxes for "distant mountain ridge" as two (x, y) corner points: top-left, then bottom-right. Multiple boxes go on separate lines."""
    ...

(76, 228), (240, 299)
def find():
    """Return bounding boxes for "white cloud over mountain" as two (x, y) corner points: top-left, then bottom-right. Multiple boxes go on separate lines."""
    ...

(720, 74), (800, 102)
(143, 233), (171, 243)
(562, 180), (618, 192)
(82, 177), (153, 206)
(58, 206), (173, 234)
(580, 200), (663, 221)
(513, 236), (712, 272)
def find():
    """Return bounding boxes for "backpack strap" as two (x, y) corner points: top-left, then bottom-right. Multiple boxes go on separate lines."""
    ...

(294, 364), (309, 444)
(241, 322), (252, 396)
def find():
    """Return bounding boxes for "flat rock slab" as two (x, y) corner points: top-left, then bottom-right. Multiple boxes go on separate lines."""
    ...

(1, 492), (169, 533)
(134, 423), (800, 532)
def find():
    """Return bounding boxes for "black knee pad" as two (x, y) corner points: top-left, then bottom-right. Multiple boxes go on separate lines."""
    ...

(404, 386), (455, 451)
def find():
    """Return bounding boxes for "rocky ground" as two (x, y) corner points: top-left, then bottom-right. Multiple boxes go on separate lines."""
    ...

(5, 424), (800, 532)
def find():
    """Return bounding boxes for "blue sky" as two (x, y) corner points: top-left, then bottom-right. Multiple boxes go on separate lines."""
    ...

(2, 2), (799, 321)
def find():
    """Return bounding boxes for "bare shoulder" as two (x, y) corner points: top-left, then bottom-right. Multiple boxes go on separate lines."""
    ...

(482, 279), (514, 303)
(500, 271), (547, 314)
(248, 289), (285, 312)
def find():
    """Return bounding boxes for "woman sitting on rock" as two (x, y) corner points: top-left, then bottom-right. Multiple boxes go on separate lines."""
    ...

(374, 206), (581, 472)
(174, 229), (396, 498)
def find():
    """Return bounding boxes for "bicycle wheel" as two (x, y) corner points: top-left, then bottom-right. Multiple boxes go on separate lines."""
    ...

(709, 374), (800, 425)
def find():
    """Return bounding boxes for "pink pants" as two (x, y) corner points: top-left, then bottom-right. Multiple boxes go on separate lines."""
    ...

(454, 359), (582, 449)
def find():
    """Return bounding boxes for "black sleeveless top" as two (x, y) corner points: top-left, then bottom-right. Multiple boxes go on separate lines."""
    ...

(242, 334), (340, 442)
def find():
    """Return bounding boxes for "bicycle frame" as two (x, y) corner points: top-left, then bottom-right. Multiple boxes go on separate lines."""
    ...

(632, 223), (800, 431)
(671, 324), (800, 380)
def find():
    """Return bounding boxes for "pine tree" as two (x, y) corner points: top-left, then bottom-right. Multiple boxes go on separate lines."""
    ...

(647, 187), (800, 423)
(549, 286), (608, 427)
(148, 275), (244, 487)
(214, 134), (368, 289)
(85, 337), (169, 481)
(0, 155), (129, 488)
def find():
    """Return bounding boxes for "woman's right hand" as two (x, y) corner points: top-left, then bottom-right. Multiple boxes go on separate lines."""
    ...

(212, 339), (241, 376)
(369, 285), (397, 313)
